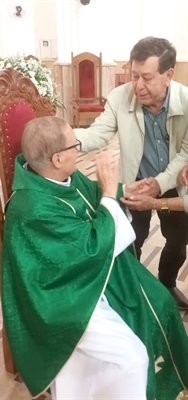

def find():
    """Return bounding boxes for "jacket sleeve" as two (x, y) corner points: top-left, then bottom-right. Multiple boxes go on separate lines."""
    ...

(74, 90), (118, 151)
(155, 127), (188, 195)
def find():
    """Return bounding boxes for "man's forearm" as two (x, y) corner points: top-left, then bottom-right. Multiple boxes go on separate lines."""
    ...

(155, 157), (188, 195)
(75, 97), (117, 152)
(100, 197), (136, 256)
(153, 197), (185, 212)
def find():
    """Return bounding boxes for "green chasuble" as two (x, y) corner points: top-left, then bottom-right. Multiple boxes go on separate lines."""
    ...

(2, 155), (188, 399)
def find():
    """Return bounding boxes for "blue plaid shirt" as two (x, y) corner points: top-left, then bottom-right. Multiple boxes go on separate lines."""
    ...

(137, 88), (170, 179)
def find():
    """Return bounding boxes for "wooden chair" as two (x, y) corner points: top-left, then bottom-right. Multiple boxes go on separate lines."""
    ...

(0, 67), (56, 374)
(26, 54), (40, 62)
(122, 61), (131, 83)
(115, 61), (132, 88)
(71, 52), (106, 128)
(115, 73), (126, 87)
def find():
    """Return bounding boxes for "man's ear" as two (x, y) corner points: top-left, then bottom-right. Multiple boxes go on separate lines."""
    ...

(166, 68), (174, 85)
(51, 153), (63, 169)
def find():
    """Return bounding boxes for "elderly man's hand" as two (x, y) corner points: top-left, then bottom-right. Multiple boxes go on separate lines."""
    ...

(120, 195), (155, 211)
(96, 151), (119, 198)
(178, 165), (188, 186)
(137, 177), (160, 197)
(125, 179), (148, 198)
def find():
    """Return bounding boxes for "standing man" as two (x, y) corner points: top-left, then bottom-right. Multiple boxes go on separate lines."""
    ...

(75, 36), (188, 309)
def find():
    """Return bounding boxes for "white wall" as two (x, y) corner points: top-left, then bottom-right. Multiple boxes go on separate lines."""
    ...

(33, 0), (57, 59)
(59, 0), (188, 62)
(77, 0), (115, 63)
(56, 0), (78, 63)
(0, 0), (35, 58)
(172, 0), (188, 61)
(1, 0), (188, 61)
(109, 0), (186, 61)
(55, 0), (115, 63)
(112, 0), (143, 61)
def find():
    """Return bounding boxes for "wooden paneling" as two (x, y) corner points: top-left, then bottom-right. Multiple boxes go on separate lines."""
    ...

(114, 61), (188, 87)
(173, 62), (188, 87)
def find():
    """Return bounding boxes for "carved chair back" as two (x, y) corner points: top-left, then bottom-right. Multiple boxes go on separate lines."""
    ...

(71, 51), (103, 101)
(0, 67), (56, 204)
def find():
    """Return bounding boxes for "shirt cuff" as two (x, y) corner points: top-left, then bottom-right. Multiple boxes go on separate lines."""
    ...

(183, 195), (188, 213)
(100, 197), (136, 257)
(121, 184), (132, 222)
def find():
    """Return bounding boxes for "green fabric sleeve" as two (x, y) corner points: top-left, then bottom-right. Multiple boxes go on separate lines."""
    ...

(3, 196), (116, 343)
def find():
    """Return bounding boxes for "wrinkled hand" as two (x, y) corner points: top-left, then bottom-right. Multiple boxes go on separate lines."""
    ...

(178, 165), (188, 186)
(138, 177), (160, 197)
(120, 195), (155, 211)
(96, 151), (119, 198)
(125, 179), (148, 198)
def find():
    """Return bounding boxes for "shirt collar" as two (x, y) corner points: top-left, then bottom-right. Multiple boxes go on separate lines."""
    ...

(142, 87), (170, 114)
(45, 176), (71, 187)
(162, 86), (170, 111)
(23, 162), (71, 187)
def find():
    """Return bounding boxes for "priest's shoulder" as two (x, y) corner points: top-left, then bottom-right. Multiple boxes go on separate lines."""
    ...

(5, 189), (59, 218)
(73, 169), (95, 185)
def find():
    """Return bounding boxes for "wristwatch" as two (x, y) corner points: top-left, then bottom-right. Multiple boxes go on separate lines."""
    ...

(160, 198), (169, 214)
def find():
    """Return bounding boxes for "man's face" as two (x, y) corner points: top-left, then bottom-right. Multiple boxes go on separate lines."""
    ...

(61, 125), (79, 176)
(131, 56), (173, 107)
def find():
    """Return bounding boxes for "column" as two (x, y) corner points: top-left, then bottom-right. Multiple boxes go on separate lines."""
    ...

(56, 0), (79, 63)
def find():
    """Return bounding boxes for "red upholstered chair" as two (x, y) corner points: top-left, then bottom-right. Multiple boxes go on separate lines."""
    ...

(115, 73), (126, 87)
(0, 67), (56, 375)
(71, 52), (106, 128)
(0, 67), (56, 204)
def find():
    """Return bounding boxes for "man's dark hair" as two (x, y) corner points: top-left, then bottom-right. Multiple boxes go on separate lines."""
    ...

(130, 37), (176, 73)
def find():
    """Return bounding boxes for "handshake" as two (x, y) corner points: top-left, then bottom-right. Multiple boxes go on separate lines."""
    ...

(121, 165), (188, 211)
(96, 151), (188, 212)
(96, 151), (160, 206)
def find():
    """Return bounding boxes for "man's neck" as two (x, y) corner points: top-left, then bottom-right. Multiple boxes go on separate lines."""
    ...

(144, 87), (169, 115)
(147, 101), (164, 115)
(39, 169), (70, 183)
(42, 173), (69, 182)
(45, 176), (71, 186)
(25, 163), (71, 183)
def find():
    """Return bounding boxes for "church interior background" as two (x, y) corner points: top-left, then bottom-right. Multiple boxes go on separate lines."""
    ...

(0, 0), (187, 399)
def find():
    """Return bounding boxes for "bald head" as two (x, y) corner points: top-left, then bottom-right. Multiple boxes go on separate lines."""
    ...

(21, 116), (68, 173)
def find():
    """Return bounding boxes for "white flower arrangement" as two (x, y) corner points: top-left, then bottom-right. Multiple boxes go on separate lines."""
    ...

(0, 53), (64, 108)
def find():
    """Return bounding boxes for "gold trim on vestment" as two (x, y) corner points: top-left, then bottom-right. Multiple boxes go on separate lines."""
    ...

(76, 188), (96, 212)
(5, 191), (16, 209)
(33, 190), (116, 398)
(53, 196), (76, 213)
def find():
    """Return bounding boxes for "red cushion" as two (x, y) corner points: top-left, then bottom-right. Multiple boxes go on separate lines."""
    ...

(2, 101), (36, 176)
(79, 60), (95, 98)
(79, 104), (105, 112)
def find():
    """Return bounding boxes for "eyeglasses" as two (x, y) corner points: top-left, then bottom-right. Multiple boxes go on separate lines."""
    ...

(50, 139), (82, 161)
(60, 139), (82, 153)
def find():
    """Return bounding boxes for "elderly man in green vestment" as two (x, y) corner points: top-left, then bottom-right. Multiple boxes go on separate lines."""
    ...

(2, 117), (188, 400)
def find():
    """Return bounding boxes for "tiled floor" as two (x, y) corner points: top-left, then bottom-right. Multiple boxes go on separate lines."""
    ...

(0, 133), (187, 400)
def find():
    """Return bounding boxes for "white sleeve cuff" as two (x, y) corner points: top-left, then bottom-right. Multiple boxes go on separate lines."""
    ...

(100, 197), (136, 257)
(184, 195), (188, 213)
(122, 184), (132, 222)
